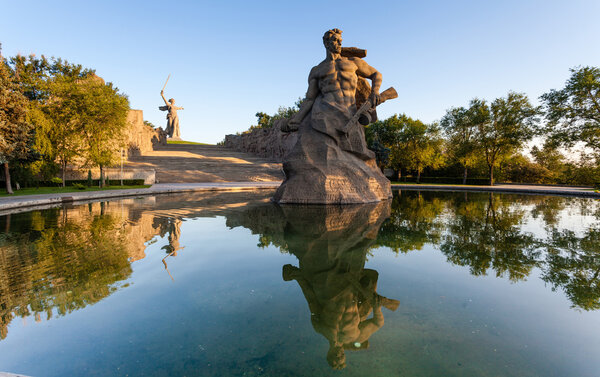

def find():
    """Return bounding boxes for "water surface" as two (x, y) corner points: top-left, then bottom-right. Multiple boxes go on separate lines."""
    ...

(1, 190), (599, 376)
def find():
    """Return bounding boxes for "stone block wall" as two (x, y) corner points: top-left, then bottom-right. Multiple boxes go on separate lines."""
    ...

(124, 109), (166, 157)
(224, 121), (298, 162)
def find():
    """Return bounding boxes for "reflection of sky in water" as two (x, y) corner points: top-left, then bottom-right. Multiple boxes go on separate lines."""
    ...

(0, 190), (599, 376)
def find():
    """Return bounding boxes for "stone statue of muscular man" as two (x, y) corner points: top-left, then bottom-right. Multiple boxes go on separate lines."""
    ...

(273, 28), (394, 204)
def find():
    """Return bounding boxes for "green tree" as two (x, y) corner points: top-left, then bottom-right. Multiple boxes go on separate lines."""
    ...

(0, 58), (35, 194)
(44, 76), (87, 185)
(77, 76), (129, 187)
(441, 100), (485, 184)
(365, 115), (403, 178)
(249, 98), (302, 131)
(498, 153), (553, 184)
(253, 112), (272, 129)
(478, 93), (539, 185)
(530, 142), (566, 183)
(395, 116), (444, 183)
(541, 66), (600, 151)
(10, 55), (94, 185)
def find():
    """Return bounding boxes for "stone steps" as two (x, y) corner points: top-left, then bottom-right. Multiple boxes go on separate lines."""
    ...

(125, 144), (284, 183)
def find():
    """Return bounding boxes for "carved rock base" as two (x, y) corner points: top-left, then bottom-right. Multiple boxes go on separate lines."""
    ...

(273, 125), (392, 204)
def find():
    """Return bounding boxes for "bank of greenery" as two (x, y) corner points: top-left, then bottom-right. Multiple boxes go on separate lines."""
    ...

(250, 66), (600, 186)
(0, 54), (130, 194)
(0, 184), (151, 197)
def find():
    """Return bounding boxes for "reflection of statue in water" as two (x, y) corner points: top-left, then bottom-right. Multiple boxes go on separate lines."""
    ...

(274, 28), (396, 204)
(161, 218), (184, 280)
(227, 201), (398, 369)
(159, 88), (184, 140)
(284, 262), (398, 369)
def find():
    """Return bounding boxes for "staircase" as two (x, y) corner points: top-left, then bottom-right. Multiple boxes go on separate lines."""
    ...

(125, 144), (284, 183)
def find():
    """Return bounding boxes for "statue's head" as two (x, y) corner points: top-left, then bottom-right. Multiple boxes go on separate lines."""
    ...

(169, 98), (175, 104)
(323, 28), (342, 54)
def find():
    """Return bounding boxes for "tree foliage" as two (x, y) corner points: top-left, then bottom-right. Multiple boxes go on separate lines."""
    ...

(366, 114), (444, 182)
(249, 98), (303, 131)
(0, 58), (35, 193)
(477, 93), (539, 185)
(6, 55), (129, 187)
(76, 76), (129, 186)
(441, 100), (485, 183)
(542, 66), (600, 151)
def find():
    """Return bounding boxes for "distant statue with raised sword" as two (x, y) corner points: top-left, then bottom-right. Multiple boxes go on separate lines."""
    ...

(158, 74), (184, 140)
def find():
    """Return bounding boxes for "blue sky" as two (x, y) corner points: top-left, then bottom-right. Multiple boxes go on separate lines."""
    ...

(1, 0), (599, 144)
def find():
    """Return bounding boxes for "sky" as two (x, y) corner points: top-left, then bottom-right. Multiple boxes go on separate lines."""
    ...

(1, 0), (599, 144)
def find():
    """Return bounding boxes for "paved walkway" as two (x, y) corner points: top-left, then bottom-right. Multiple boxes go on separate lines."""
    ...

(392, 183), (597, 197)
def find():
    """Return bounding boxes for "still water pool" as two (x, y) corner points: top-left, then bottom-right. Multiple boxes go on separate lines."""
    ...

(1, 189), (599, 376)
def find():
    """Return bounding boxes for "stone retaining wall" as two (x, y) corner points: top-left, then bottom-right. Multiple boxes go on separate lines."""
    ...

(125, 109), (166, 157)
(65, 168), (156, 184)
(224, 122), (298, 162)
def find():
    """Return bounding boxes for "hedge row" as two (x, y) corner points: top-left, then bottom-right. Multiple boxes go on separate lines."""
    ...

(395, 177), (491, 185)
(32, 179), (146, 187)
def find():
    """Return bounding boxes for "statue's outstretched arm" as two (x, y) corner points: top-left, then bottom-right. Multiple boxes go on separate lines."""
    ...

(160, 91), (169, 106)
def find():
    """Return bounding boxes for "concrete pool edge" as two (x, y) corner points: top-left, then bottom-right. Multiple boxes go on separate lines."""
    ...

(0, 182), (597, 215)
(0, 182), (282, 214)
(391, 184), (599, 197)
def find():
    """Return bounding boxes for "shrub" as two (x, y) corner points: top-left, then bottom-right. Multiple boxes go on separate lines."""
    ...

(72, 183), (86, 190)
(50, 177), (63, 186)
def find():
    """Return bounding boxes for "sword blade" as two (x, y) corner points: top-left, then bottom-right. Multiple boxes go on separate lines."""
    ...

(161, 74), (171, 92)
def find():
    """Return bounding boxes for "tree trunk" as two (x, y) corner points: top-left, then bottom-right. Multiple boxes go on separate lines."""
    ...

(4, 162), (13, 194)
(416, 169), (421, 184)
(489, 163), (494, 186)
(463, 166), (468, 185)
(61, 161), (66, 188)
(100, 165), (104, 188)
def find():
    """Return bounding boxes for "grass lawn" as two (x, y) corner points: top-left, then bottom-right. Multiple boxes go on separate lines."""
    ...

(0, 185), (151, 197)
(167, 140), (213, 145)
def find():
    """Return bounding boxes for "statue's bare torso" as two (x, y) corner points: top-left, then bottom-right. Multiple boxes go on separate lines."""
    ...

(311, 57), (362, 107)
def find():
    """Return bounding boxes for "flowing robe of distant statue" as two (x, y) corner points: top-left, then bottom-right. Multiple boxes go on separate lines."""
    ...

(273, 28), (396, 204)
(159, 90), (184, 139)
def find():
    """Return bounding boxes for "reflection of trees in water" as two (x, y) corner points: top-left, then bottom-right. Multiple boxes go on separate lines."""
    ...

(373, 191), (446, 253)
(543, 229), (600, 310)
(0, 205), (133, 340)
(376, 191), (600, 311)
(0, 191), (278, 341)
(441, 193), (541, 282)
